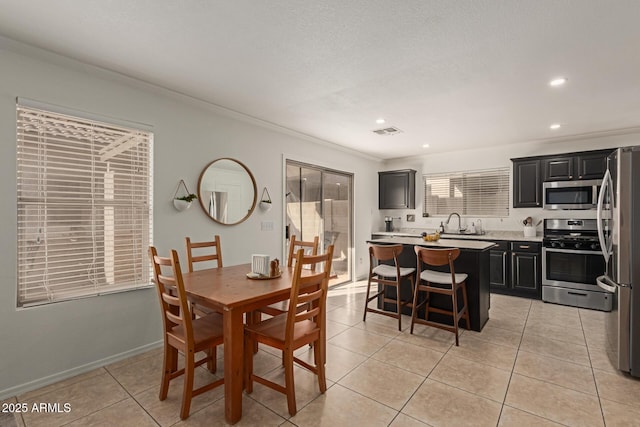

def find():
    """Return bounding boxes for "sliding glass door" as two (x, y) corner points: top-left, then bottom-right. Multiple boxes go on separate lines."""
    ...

(285, 161), (352, 285)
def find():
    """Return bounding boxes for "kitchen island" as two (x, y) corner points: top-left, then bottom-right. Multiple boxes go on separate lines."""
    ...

(367, 236), (495, 332)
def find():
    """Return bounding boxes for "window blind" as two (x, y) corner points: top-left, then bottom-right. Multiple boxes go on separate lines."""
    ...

(423, 168), (509, 217)
(16, 105), (153, 307)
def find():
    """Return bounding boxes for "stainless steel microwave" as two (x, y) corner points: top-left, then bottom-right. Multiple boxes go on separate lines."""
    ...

(542, 179), (601, 210)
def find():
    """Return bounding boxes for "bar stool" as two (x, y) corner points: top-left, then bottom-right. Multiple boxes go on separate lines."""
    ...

(363, 244), (415, 331)
(412, 246), (470, 346)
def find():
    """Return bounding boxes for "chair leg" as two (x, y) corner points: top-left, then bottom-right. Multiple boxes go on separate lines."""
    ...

(461, 282), (471, 330)
(363, 277), (373, 321)
(206, 347), (217, 373)
(159, 343), (175, 400)
(180, 349), (195, 420)
(314, 337), (327, 393)
(452, 288), (460, 347)
(284, 349), (297, 416)
(424, 284), (431, 323)
(396, 283), (403, 331)
(410, 278), (421, 334)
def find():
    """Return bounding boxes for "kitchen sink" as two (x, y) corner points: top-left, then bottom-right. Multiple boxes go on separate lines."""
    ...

(440, 231), (486, 237)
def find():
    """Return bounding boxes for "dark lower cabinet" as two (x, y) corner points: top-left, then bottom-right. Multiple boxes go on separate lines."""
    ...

(490, 241), (541, 299)
(489, 242), (509, 289)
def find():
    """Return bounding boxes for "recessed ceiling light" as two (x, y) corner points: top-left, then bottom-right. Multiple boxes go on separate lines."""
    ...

(550, 123), (561, 130)
(422, 144), (430, 148)
(549, 77), (568, 87)
(376, 118), (385, 124)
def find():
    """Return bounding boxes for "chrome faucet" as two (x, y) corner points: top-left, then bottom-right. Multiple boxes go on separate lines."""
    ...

(445, 212), (466, 233)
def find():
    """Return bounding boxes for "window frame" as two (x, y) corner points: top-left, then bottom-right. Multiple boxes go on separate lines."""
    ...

(16, 102), (154, 307)
(422, 167), (510, 217)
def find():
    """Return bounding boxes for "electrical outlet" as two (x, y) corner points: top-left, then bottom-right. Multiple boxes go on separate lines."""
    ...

(406, 214), (415, 222)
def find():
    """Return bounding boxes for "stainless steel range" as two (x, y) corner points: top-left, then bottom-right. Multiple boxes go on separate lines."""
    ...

(542, 219), (611, 311)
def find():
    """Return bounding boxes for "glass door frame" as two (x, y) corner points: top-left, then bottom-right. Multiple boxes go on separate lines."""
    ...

(283, 157), (354, 286)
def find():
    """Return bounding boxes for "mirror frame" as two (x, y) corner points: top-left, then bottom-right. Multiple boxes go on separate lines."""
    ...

(197, 157), (257, 226)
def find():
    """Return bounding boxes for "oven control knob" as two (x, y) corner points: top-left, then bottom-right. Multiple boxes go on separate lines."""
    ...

(591, 243), (599, 250)
(575, 242), (582, 249)
(560, 242), (566, 248)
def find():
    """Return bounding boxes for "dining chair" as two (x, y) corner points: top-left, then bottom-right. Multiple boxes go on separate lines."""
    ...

(259, 234), (320, 317)
(244, 245), (334, 416)
(149, 246), (224, 420)
(411, 246), (470, 346)
(185, 236), (223, 318)
(363, 244), (416, 331)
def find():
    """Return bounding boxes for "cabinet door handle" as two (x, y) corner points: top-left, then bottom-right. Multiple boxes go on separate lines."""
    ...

(569, 175), (573, 179)
(568, 291), (588, 297)
(519, 245), (530, 249)
(502, 252), (507, 285)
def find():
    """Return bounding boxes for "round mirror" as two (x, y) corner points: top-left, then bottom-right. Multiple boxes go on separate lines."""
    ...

(197, 158), (257, 225)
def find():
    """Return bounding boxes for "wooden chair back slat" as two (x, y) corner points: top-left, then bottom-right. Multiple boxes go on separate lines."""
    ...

(415, 246), (460, 267)
(369, 244), (402, 262)
(287, 235), (320, 268)
(186, 236), (223, 272)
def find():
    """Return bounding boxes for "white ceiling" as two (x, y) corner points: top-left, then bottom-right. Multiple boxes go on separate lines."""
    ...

(1, 1), (639, 160)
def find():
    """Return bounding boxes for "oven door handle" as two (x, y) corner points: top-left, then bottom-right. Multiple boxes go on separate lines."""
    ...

(596, 274), (626, 293)
(543, 247), (603, 256)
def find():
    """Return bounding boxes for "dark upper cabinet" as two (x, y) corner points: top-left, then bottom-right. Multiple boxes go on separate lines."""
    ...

(576, 151), (609, 179)
(379, 170), (416, 209)
(513, 149), (611, 208)
(543, 150), (610, 181)
(543, 156), (574, 181)
(512, 159), (541, 208)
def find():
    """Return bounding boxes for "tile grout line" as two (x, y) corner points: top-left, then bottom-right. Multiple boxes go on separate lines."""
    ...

(578, 308), (607, 426)
(102, 366), (162, 427)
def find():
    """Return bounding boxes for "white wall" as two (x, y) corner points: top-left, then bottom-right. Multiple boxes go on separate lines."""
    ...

(378, 132), (640, 234)
(0, 41), (380, 398)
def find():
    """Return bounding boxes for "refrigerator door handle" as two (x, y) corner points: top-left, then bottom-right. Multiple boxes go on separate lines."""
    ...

(596, 274), (627, 293)
(596, 168), (612, 263)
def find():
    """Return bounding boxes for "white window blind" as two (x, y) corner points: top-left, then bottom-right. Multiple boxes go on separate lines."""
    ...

(423, 168), (509, 217)
(16, 105), (153, 307)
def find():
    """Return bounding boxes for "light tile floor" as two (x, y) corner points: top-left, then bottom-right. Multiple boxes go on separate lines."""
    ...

(3, 282), (640, 426)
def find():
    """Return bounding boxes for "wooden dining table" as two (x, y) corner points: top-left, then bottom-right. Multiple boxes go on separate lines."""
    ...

(181, 263), (314, 424)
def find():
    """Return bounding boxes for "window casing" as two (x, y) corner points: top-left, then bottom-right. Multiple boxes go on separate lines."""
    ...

(16, 104), (153, 307)
(423, 168), (509, 217)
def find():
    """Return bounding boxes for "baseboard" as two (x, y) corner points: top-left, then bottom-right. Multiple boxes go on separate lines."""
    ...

(0, 340), (163, 401)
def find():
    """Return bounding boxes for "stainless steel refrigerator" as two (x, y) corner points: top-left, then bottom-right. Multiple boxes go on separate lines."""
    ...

(596, 146), (640, 376)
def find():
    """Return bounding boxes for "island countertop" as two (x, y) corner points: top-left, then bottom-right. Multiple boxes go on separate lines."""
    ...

(371, 230), (543, 243)
(368, 236), (496, 251)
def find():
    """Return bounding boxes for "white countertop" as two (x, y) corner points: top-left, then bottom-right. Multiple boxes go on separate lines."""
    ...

(368, 236), (496, 251)
(371, 230), (543, 243)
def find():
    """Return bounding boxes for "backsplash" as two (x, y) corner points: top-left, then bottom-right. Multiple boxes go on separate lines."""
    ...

(377, 208), (597, 234)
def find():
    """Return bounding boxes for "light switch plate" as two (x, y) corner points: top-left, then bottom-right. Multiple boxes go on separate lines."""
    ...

(261, 221), (274, 231)
(406, 214), (415, 222)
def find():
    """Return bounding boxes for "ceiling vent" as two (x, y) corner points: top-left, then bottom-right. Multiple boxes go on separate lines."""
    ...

(372, 126), (403, 136)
